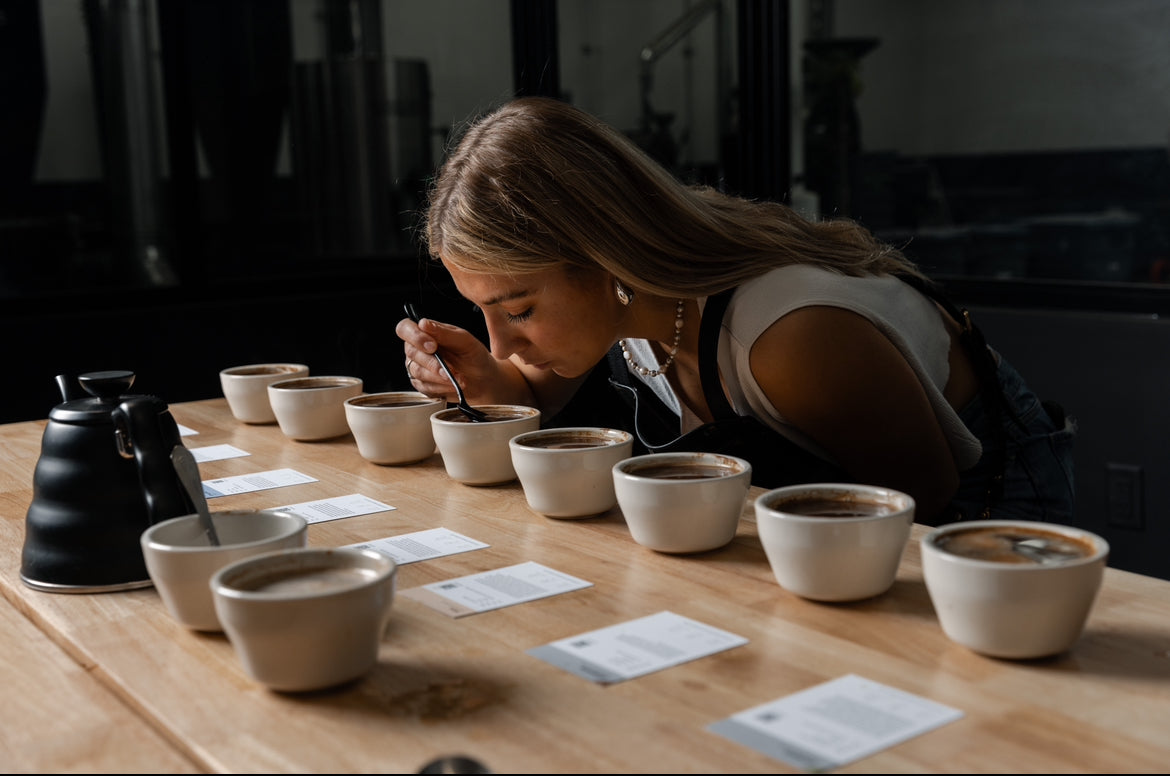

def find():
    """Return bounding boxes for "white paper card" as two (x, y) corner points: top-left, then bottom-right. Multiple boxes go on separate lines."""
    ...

(202, 468), (317, 498)
(190, 444), (249, 463)
(346, 528), (488, 564)
(708, 674), (964, 771)
(177, 424), (197, 436)
(527, 610), (748, 685)
(273, 493), (394, 524)
(401, 561), (591, 618)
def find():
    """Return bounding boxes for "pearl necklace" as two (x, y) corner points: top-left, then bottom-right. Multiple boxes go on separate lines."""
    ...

(619, 300), (686, 378)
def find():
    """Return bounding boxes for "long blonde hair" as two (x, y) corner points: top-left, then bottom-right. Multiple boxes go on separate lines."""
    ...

(424, 96), (923, 298)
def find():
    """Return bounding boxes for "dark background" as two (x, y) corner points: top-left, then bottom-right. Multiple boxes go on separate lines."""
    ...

(3, 0), (1168, 581)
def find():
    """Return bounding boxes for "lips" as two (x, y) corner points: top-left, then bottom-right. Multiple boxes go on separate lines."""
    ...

(518, 355), (551, 371)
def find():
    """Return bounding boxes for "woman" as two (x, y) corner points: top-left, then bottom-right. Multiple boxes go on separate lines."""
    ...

(397, 96), (1075, 526)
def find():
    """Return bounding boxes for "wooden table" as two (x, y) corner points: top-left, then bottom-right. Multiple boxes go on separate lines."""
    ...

(2, 398), (1169, 773)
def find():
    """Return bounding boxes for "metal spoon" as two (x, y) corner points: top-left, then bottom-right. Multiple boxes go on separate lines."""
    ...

(171, 445), (221, 546)
(418, 755), (491, 774)
(403, 303), (489, 423)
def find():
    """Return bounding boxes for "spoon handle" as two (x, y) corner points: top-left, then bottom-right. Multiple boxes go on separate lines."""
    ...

(403, 303), (489, 422)
(171, 445), (221, 546)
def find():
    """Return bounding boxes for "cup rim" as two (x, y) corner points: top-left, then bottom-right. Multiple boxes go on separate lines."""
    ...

(211, 547), (396, 601)
(509, 426), (633, 450)
(920, 519), (1110, 569)
(344, 391), (444, 409)
(268, 376), (362, 392)
(220, 363), (309, 378)
(612, 451), (751, 480)
(142, 510), (307, 553)
(754, 483), (915, 524)
(430, 405), (540, 424)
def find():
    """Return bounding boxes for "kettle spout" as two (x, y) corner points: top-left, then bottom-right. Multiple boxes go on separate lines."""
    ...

(55, 374), (80, 402)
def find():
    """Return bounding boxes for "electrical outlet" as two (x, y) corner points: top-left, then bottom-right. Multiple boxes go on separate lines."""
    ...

(1105, 463), (1144, 530)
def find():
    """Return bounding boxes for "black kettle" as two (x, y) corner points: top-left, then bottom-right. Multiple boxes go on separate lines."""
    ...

(20, 370), (195, 593)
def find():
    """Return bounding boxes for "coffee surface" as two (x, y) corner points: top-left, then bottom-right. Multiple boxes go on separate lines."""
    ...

(935, 525), (1095, 564)
(771, 496), (898, 517)
(628, 463), (738, 479)
(245, 566), (379, 594)
(442, 409), (533, 423)
(352, 395), (435, 408)
(278, 378), (356, 390)
(520, 432), (615, 449)
(231, 365), (296, 376)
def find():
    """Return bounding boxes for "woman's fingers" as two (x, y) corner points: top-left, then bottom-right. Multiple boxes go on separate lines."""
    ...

(398, 316), (454, 399)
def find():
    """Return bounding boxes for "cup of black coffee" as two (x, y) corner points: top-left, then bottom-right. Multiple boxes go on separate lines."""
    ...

(612, 452), (752, 553)
(220, 363), (309, 424)
(754, 483), (916, 601)
(510, 427), (634, 518)
(344, 391), (444, 465)
(430, 405), (541, 485)
(921, 519), (1108, 659)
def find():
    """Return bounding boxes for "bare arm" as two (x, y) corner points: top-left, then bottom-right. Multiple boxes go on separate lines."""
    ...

(749, 306), (959, 522)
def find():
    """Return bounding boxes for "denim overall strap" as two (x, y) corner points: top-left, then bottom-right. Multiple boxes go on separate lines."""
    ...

(897, 274), (1025, 517)
(697, 288), (738, 420)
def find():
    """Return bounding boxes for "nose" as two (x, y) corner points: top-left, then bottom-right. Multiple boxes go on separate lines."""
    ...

(483, 318), (525, 361)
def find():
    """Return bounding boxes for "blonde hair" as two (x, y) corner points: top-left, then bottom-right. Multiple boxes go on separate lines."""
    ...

(424, 96), (924, 298)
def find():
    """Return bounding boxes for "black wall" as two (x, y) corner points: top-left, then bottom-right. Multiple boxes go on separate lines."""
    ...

(971, 305), (1170, 582)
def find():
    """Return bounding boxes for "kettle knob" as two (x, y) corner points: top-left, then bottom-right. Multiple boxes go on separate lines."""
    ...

(77, 370), (135, 400)
(51, 369), (136, 407)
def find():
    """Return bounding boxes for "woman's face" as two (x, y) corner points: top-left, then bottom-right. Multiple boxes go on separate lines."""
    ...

(441, 256), (621, 379)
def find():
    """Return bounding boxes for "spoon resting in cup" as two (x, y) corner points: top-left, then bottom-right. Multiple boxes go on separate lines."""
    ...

(171, 445), (221, 546)
(403, 303), (489, 423)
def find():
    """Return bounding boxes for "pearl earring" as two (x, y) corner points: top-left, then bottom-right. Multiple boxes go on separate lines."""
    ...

(615, 280), (635, 306)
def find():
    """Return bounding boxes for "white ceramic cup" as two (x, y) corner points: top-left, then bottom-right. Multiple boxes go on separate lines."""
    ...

(921, 519), (1109, 659)
(268, 376), (363, 441)
(211, 547), (398, 692)
(344, 391), (444, 465)
(509, 427), (634, 518)
(219, 363), (310, 424)
(430, 405), (541, 485)
(612, 452), (752, 554)
(140, 509), (308, 632)
(754, 483), (915, 602)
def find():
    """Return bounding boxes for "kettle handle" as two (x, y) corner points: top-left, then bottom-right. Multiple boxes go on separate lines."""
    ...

(112, 397), (195, 525)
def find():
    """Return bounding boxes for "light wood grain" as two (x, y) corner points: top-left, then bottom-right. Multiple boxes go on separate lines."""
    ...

(1, 399), (1169, 773)
(0, 592), (200, 773)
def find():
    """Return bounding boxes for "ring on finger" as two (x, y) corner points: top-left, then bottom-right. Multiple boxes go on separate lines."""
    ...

(405, 359), (414, 379)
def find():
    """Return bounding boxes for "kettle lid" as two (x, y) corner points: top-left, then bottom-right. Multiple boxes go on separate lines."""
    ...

(49, 370), (139, 424)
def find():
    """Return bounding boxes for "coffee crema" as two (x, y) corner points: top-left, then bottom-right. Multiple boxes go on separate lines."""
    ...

(519, 432), (616, 449)
(229, 365), (297, 376)
(350, 396), (436, 408)
(243, 566), (378, 595)
(934, 525), (1095, 564)
(439, 409), (533, 423)
(768, 496), (898, 518)
(627, 463), (738, 480)
(276, 378), (357, 390)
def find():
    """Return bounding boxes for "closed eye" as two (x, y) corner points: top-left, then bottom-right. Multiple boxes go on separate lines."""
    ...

(505, 308), (534, 323)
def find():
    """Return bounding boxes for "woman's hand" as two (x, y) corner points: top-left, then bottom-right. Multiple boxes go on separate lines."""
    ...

(396, 315), (534, 406)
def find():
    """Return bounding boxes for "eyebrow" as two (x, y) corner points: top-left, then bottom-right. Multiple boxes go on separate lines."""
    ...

(479, 288), (531, 307)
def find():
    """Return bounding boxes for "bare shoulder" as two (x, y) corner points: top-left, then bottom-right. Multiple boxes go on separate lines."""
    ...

(748, 305), (959, 519)
(749, 305), (912, 409)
